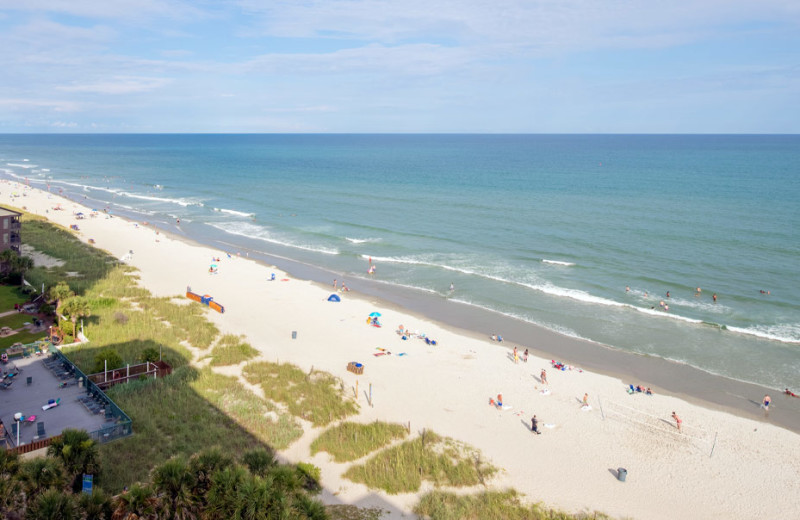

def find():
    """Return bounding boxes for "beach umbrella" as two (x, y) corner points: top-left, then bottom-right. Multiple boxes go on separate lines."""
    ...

(369, 312), (381, 317)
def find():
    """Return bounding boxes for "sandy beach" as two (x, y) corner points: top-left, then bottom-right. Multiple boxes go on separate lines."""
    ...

(4, 181), (800, 520)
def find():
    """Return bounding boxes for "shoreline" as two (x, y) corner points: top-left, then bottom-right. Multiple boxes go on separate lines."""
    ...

(4, 182), (800, 519)
(194, 231), (800, 435)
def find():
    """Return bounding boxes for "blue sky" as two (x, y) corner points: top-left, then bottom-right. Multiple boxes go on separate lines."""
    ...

(1, 0), (798, 133)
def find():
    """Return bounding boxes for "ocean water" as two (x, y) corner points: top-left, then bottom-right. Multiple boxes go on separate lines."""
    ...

(1, 134), (798, 389)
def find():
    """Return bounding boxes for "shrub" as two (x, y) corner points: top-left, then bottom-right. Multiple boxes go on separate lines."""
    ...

(92, 349), (124, 373)
(140, 347), (160, 363)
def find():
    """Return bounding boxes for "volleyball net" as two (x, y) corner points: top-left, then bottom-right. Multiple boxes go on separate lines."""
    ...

(598, 397), (718, 457)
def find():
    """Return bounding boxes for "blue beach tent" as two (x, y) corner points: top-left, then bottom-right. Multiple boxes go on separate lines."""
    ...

(328, 294), (341, 302)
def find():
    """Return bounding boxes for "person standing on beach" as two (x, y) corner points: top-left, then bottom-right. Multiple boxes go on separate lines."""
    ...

(531, 415), (541, 434)
(333, 279), (337, 289)
(523, 348), (528, 363)
(763, 395), (771, 411)
(582, 393), (589, 406)
(672, 411), (682, 432)
(513, 346), (519, 364)
(540, 369), (548, 385)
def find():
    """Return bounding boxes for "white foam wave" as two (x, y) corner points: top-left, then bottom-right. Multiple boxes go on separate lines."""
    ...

(6, 163), (37, 169)
(213, 207), (255, 218)
(209, 222), (339, 255)
(726, 324), (800, 344)
(119, 191), (202, 207)
(542, 259), (575, 266)
(346, 237), (381, 244)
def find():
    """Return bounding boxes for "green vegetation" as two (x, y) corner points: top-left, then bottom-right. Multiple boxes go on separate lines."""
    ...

(0, 312), (37, 330)
(344, 430), (496, 494)
(20, 216), (115, 295)
(0, 439), (328, 519)
(0, 284), (27, 309)
(209, 333), (259, 366)
(415, 490), (614, 520)
(100, 366), (302, 490)
(311, 421), (408, 463)
(243, 361), (359, 426)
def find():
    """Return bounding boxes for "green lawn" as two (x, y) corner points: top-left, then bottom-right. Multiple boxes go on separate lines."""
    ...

(0, 284), (27, 310)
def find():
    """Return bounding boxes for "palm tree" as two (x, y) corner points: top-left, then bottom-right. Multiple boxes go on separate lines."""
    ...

(19, 456), (67, 495)
(61, 296), (91, 337)
(47, 281), (74, 316)
(204, 465), (249, 520)
(187, 448), (234, 506)
(241, 448), (276, 478)
(0, 249), (17, 275)
(291, 493), (327, 520)
(11, 255), (34, 280)
(26, 488), (77, 520)
(0, 449), (24, 516)
(76, 487), (112, 520)
(150, 457), (197, 520)
(47, 429), (99, 494)
(111, 483), (157, 520)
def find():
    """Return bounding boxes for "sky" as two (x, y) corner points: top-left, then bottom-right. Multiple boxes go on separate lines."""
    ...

(0, 0), (799, 133)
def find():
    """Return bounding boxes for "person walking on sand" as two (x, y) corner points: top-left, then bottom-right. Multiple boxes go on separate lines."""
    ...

(540, 369), (548, 385)
(672, 411), (682, 432)
(523, 348), (528, 363)
(762, 394), (771, 411)
(531, 415), (541, 435)
(513, 346), (519, 364)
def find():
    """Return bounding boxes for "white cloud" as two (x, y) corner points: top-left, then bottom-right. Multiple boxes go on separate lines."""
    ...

(56, 76), (172, 94)
(0, 0), (205, 21)
(0, 98), (82, 112)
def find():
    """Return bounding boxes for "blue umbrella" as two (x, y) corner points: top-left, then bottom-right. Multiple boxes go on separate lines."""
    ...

(369, 312), (381, 317)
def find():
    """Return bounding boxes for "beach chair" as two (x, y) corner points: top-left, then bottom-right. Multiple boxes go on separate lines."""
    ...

(36, 422), (45, 439)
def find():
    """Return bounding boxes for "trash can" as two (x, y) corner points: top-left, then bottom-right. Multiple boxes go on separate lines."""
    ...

(617, 468), (627, 482)
(291, 331), (297, 339)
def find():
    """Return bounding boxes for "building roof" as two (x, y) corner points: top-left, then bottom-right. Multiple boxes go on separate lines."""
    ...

(0, 207), (22, 218)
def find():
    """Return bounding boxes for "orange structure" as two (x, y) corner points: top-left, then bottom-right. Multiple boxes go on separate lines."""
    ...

(186, 291), (225, 313)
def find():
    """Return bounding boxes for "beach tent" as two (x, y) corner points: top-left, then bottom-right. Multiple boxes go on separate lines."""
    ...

(328, 294), (341, 302)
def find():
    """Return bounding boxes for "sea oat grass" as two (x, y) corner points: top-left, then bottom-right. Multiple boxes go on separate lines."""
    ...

(243, 361), (358, 426)
(343, 431), (496, 494)
(414, 489), (614, 520)
(310, 421), (408, 462)
(209, 334), (259, 366)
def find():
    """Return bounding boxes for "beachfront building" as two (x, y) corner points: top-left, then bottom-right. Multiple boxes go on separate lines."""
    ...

(0, 207), (22, 254)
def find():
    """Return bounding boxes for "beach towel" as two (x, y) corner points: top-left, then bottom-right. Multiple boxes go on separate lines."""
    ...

(397, 353), (407, 356)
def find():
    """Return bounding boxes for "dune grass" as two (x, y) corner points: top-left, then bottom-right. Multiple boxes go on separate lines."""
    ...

(243, 361), (359, 427)
(414, 489), (614, 520)
(343, 430), (496, 494)
(311, 421), (408, 463)
(21, 215), (116, 295)
(209, 334), (259, 366)
(191, 366), (303, 450)
(100, 366), (299, 490)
